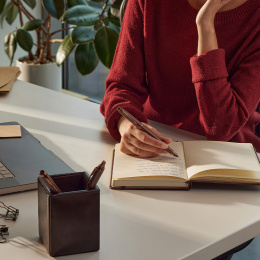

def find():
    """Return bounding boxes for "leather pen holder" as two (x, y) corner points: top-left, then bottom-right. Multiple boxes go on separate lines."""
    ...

(38, 171), (100, 257)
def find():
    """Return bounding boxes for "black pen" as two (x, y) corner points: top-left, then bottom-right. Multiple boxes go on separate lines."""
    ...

(87, 161), (106, 189)
(117, 106), (178, 157)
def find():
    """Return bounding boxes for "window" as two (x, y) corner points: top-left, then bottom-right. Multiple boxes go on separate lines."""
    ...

(63, 1), (120, 104)
(64, 52), (109, 103)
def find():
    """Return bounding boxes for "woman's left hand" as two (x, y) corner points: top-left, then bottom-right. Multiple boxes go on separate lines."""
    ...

(195, 0), (233, 55)
(196, 0), (233, 26)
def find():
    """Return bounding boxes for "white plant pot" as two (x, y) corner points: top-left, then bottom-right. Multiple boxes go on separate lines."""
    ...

(16, 59), (62, 92)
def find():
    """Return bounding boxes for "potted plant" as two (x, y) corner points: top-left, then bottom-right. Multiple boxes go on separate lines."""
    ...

(0, 0), (122, 91)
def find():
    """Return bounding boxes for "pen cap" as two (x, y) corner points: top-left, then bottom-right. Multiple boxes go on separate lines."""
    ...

(38, 171), (100, 257)
(87, 161), (106, 189)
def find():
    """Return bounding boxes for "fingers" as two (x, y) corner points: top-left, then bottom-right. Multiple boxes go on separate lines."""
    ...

(120, 142), (161, 158)
(196, 0), (233, 26)
(203, 0), (233, 13)
(144, 123), (172, 144)
(119, 122), (172, 157)
(132, 125), (168, 149)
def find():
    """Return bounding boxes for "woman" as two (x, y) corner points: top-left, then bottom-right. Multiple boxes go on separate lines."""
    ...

(101, 0), (260, 158)
(101, 1), (259, 258)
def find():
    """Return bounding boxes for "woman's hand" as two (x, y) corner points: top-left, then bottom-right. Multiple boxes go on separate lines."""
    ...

(117, 117), (172, 158)
(196, 0), (233, 26)
(196, 0), (232, 55)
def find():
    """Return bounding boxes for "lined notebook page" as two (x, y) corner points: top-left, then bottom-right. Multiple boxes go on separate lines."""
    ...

(113, 142), (187, 180)
(183, 141), (260, 180)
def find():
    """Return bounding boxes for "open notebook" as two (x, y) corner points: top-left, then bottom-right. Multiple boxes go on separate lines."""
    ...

(110, 141), (260, 190)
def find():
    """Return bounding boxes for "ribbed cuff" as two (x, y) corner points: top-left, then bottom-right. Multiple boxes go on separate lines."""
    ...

(190, 49), (229, 83)
(106, 105), (147, 141)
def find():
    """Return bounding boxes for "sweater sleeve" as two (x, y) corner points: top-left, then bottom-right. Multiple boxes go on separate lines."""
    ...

(100, 0), (148, 141)
(190, 40), (260, 141)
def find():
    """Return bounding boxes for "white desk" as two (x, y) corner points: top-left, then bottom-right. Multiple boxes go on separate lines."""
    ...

(1, 80), (260, 260)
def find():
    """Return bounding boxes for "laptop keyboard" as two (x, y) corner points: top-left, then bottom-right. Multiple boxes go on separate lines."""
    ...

(0, 162), (14, 179)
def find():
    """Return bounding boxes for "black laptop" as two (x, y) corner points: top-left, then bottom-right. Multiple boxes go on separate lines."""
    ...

(0, 122), (74, 195)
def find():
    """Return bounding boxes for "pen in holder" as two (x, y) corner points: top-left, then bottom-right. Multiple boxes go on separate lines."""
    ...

(38, 170), (100, 257)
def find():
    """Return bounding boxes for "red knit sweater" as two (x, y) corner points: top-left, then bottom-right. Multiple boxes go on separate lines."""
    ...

(101, 0), (260, 152)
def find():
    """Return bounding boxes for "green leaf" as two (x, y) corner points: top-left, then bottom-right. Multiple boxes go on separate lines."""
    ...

(90, 4), (103, 13)
(111, 0), (123, 9)
(42, 0), (64, 19)
(71, 26), (95, 44)
(75, 42), (99, 75)
(23, 0), (36, 9)
(56, 35), (75, 66)
(94, 17), (109, 31)
(108, 22), (120, 34)
(0, 7), (7, 28)
(1, 15), (4, 28)
(0, 0), (6, 14)
(103, 16), (109, 26)
(108, 0), (122, 27)
(67, 0), (88, 8)
(91, 0), (103, 2)
(5, 2), (18, 25)
(108, 0), (123, 26)
(22, 19), (44, 31)
(108, 7), (120, 27)
(16, 29), (33, 51)
(63, 5), (99, 26)
(93, 26), (119, 68)
(4, 32), (17, 60)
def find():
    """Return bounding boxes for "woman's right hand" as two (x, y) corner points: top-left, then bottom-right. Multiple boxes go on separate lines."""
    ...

(117, 117), (172, 158)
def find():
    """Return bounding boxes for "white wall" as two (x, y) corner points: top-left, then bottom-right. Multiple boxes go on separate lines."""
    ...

(0, 1), (41, 66)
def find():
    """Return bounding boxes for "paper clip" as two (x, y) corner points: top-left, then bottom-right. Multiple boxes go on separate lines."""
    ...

(0, 201), (19, 221)
(0, 225), (9, 243)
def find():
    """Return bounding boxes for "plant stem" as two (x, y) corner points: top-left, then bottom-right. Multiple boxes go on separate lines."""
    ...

(49, 39), (63, 43)
(28, 51), (34, 60)
(100, 0), (109, 20)
(46, 15), (52, 60)
(11, 0), (34, 60)
(17, 0), (23, 26)
(15, 0), (48, 36)
(42, 15), (50, 28)
(17, 0), (34, 60)
(36, 29), (41, 56)
(50, 27), (76, 37)
(11, 0), (33, 20)
(39, 46), (45, 64)
(11, 0), (47, 37)
(19, 0), (35, 19)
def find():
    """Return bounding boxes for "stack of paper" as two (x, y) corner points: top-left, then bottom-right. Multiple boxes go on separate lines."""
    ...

(0, 66), (21, 93)
(0, 125), (21, 138)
